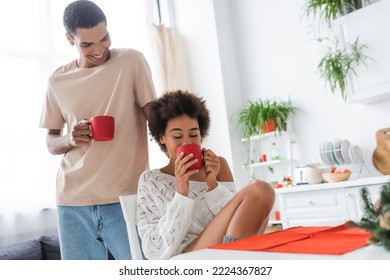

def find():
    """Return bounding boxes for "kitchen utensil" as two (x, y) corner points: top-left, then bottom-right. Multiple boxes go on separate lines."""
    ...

(340, 139), (351, 164)
(372, 128), (390, 174)
(89, 115), (115, 141)
(349, 145), (363, 163)
(325, 142), (335, 165)
(305, 166), (324, 184)
(333, 138), (344, 164)
(176, 143), (203, 171)
(320, 141), (334, 165)
(294, 165), (308, 185)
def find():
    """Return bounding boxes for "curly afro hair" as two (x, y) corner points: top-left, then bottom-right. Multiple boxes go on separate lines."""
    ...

(148, 90), (210, 153)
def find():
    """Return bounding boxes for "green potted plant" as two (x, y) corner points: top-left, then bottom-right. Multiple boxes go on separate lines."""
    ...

(304, 0), (368, 26)
(318, 37), (368, 100)
(238, 98), (298, 138)
(303, 0), (371, 101)
(237, 100), (262, 138)
(254, 99), (275, 134)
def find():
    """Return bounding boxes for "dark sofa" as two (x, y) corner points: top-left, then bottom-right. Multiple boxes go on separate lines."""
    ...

(0, 235), (61, 260)
(0, 235), (116, 260)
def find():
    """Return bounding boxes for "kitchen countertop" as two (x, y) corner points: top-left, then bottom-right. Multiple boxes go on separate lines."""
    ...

(276, 175), (390, 194)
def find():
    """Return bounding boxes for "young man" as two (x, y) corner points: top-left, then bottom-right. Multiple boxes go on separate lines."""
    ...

(39, 0), (156, 259)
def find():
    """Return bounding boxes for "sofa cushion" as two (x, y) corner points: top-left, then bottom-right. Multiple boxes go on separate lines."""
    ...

(0, 239), (42, 260)
(39, 235), (61, 260)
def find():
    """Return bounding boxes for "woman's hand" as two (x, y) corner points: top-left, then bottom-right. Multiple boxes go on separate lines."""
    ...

(202, 148), (220, 191)
(174, 152), (199, 196)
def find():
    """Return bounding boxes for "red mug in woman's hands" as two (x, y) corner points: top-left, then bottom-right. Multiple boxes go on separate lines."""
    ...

(89, 115), (115, 141)
(176, 143), (203, 171)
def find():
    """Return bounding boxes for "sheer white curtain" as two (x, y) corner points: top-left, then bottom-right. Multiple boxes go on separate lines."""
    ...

(0, 0), (153, 239)
(150, 24), (191, 92)
(147, 0), (191, 93)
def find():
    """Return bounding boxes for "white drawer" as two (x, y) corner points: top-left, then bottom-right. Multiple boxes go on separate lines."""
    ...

(279, 189), (346, 215)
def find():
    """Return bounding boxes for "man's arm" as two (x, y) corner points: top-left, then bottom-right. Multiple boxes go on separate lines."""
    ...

(46, 129), (73, 155)
(46, 120), (91, 155)
(142, 102), (153, 121)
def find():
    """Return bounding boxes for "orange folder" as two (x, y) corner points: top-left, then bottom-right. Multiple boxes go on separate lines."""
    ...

(209, 223), (371, 255)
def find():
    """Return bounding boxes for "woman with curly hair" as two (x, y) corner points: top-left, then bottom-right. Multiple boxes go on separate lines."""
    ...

(137, 90), (275, 259)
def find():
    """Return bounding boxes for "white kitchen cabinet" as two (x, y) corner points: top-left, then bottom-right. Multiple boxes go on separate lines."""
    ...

(277, 175), (390, 228)
(278, 189), (349, 228)
(344, 184), (382, 221)
(334, 0), (390, 104)
(241, 131), (296, 183)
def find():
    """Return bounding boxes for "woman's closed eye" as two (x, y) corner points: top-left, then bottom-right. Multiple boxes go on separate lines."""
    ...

(178, 134), (199, 139)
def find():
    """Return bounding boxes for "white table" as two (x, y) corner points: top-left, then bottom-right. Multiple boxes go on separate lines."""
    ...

(171, 245), (390, 260)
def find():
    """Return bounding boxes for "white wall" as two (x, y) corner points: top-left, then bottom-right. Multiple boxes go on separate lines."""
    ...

(172, 0), (235, 173)
(172, 0), (390, 187)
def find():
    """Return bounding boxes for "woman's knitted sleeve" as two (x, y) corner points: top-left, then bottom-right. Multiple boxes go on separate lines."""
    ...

(136, 171), (195, 260)
(204, 182), (237, 215)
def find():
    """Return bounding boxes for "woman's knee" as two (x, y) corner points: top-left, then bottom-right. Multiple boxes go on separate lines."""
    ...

(245, 180), (275, 207)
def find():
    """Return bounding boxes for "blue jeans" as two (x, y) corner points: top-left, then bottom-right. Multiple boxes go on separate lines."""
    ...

(57, 203), (131, 260)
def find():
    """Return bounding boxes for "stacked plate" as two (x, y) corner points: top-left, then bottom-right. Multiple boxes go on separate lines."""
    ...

(319, 138), (363, 165)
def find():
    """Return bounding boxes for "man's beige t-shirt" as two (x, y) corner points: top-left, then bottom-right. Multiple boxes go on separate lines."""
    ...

(39, 48), (156, 206)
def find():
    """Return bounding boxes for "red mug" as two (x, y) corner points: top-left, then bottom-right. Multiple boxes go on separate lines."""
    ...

(176, 143), (203, 171)
(89, 115), (115, 141)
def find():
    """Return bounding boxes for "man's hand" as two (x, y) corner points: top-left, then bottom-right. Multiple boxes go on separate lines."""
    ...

(70, 119), (91, 146)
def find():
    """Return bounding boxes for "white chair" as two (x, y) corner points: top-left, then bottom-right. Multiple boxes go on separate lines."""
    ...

(119, 194), (143, 260)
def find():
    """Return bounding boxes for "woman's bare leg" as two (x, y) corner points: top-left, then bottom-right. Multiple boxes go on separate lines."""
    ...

(185, 179), (275, 252)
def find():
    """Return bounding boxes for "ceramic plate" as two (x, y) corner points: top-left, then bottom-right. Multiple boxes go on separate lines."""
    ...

(322, 142), (330, 165)
(331, 142), (340, 165)
(319, 143), (328, 165)
(333, 138), (344, 164)
(325, 142), (335, 165)
(340, 139), (351, 164)
(350, 145), (363, 163)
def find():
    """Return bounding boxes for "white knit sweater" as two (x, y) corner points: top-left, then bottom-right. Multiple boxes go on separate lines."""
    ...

(137, 169), (236, 260)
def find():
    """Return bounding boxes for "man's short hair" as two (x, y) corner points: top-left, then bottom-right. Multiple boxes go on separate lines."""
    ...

(63, 0), (107, 38)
